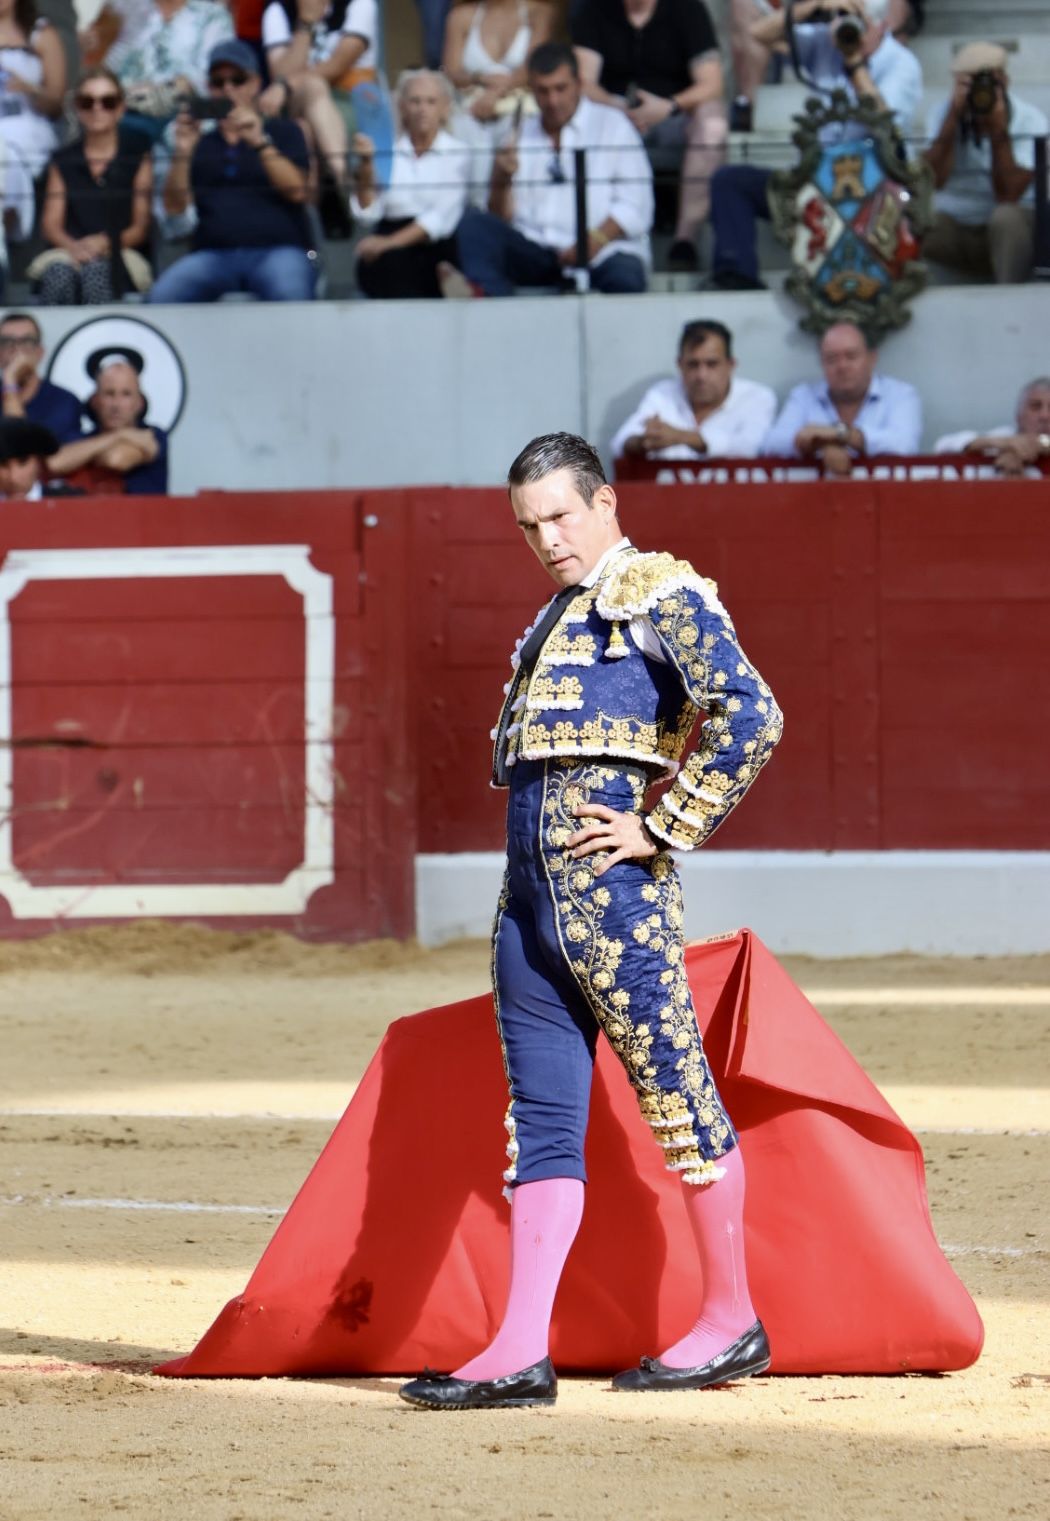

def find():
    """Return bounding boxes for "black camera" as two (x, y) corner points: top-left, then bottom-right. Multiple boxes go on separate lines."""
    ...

(967, 70), (999, 115)
(188, 97), (233, 121)
(806, 7), (865, 55)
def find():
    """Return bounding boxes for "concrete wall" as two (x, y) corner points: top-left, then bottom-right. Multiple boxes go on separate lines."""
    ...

(30, 284), (1050, 496)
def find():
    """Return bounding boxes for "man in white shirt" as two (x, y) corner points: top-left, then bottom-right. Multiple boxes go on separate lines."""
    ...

(610, 319), (777, 461)
(452, 42), (654, 296)
(935, 376), (1050, 477)
(922, 42), (1047, 285)
(707, 0), (922, 289)
(762, 320), (922, 470)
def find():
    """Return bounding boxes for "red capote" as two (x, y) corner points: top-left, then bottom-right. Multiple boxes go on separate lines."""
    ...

(156, 930), (983, 1378)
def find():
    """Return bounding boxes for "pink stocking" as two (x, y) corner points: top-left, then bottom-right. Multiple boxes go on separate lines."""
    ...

(659, 1145), (757, 1369)
(453, 1177), (585, 1381)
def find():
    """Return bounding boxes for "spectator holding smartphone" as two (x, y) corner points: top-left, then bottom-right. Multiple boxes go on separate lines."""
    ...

(34, 69), (154, 304)
(147, 39), (316, 302)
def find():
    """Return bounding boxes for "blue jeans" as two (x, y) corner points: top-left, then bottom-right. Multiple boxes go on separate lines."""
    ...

(709, 164), (773, 282)
(146, 246), (317, 303)
(456, 208), (647, 296)
(415, 0), (451, 68)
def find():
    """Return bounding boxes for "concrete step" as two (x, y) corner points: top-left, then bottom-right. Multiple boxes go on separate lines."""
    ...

(922, 0), (1050, 37)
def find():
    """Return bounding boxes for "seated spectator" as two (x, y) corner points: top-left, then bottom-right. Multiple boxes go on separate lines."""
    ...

(352, 70), (469, 299)
(105, 0), (234, 139)
(0, 0), (67, 241)
(922, 43), (1047, 286)
(0, 416), (59, 499)
(443, 0), (553, 204)
(263, 0), (392, 230)
(572, 0), (725, 271)
(762, 320), (921, 472)
(610, 317), (777, 459)
(935, 376), (1050, 477)
(33, 69), (153, 305)
(47, 353), (168, 493)
(708, 0), (922, 290)
(449, 42), (654, 297)
(726, 0), (915, 131)
(147, 40), (315, 303)
(0, 311), (83, 439)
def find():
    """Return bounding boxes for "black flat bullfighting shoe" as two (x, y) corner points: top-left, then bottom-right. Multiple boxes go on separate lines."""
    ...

(611, 1321), (771, 1393)
(398, 1357), (558, 1411)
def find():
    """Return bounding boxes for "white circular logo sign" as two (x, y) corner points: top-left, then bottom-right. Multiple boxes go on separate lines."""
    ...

(47, 315), (187, 433)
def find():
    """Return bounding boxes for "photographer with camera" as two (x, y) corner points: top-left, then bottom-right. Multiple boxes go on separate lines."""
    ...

(706, 0), (921, 289)
(922, 42), (1046, 286)
(147, 39), (317, 303)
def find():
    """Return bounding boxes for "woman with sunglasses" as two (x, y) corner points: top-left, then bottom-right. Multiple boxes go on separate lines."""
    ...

(35, 68), (152, 303)
(0, 0), (66, 242)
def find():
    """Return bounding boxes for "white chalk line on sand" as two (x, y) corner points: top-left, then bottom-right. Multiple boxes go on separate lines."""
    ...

(0, 1107), (1046, 1138)
(1, 1194), (285, 1216)
(0, 1195), (1044, 1259)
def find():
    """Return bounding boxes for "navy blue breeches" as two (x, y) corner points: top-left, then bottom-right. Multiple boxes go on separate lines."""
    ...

(492, 758), (738, 1190)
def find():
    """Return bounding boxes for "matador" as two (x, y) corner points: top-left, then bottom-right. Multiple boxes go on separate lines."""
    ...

(401, 432), (783, 1410)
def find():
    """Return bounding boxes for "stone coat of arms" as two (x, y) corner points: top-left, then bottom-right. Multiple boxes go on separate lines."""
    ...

(769, 91), (934, 338)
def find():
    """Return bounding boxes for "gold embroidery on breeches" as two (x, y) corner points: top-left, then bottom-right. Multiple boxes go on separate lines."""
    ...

(538, 760), (736, 1184)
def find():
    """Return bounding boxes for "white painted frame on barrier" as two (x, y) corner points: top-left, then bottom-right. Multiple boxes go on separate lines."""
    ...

(0, 545), (335, 919)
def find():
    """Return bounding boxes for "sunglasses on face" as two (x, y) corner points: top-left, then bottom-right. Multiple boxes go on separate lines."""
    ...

(76, 92), (122, 110)
(209, 71), (248, 88)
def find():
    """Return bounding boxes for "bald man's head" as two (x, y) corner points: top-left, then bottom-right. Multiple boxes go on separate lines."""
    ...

(94, 362), (145, 431)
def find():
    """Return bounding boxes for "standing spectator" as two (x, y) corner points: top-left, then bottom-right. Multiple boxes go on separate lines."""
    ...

(572, 0), (726, 271)
(451, 42), (654, 296)
(34, 68), (153, 304)
(611, 318), (777, 460)
(708, 0), (921, 290)
(0, 311), (83, 439)
(47, 353), (168, 493)
(935, 376), (1050, 477)
(442, 0), (553, 204)
(922, 43), (1047, 286)
(148, 40), (315, 303)
(352, 70), (469, 299)
(106, 0), (234, 138)
(762, 321), (922, 472)
(0, 0), (67, 241)
(262, 0), (392, 229)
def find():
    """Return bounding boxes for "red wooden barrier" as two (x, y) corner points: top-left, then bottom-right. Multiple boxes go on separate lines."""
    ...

(0, 479), (1046, 941)
(0, 492), (414, 940)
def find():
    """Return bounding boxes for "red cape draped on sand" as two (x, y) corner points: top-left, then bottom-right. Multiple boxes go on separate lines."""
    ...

(157, 930), (983, 1378)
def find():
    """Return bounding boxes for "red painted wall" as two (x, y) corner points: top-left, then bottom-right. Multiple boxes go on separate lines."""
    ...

(409, 481), (1050, 853)
(0, 480), (1045, 941)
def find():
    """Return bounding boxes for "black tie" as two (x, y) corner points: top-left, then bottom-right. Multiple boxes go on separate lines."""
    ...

(493, 583), (586, 785)
(518, 583), (585, 678)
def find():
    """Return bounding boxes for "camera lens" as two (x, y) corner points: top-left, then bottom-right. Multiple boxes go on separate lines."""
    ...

(831, 15), (864, 51)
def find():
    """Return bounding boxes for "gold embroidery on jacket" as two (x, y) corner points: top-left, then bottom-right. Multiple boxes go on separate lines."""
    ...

(538, 762), (732, 1177)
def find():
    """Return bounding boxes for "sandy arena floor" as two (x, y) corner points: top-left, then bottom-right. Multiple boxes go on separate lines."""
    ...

(0, 925), (1047, 1521)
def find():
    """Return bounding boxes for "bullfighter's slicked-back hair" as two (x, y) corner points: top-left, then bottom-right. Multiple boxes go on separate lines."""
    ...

(507, 432), (607, 505)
